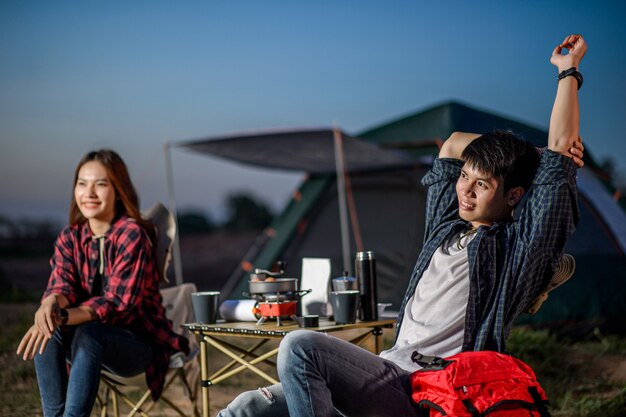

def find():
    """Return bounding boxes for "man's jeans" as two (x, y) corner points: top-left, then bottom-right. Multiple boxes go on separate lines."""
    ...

(34, 321), (155, 417)
(218, 330), (419, 417)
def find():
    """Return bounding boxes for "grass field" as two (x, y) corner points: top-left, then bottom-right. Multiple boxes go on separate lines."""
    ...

(2, 303), (625, 417)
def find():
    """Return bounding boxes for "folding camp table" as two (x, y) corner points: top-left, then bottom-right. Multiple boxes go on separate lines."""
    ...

(183, 318), (395, 417)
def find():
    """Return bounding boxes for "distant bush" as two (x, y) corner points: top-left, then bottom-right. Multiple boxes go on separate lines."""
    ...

(0, 273), (39, 302)
(223, 193), (273, 232)
(175, 193), (274, 235)
(177, 210), (216, 235)
(0, 215), (59, 258)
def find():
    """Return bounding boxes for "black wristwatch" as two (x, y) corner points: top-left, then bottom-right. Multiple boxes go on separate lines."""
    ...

(558, 67), (583, 90)
(59, 308), (69, 326)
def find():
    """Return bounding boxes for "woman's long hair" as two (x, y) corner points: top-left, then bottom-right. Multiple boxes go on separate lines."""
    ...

(69, 149), (156, 241)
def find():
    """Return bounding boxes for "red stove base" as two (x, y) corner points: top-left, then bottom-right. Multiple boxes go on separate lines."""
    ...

(256, 301), (297, 326)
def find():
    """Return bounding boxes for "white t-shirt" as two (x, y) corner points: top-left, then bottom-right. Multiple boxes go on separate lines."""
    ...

(379, 232), (474, 372)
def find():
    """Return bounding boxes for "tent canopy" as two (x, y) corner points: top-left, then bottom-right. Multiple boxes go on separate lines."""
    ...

(177, 128), (421, 174)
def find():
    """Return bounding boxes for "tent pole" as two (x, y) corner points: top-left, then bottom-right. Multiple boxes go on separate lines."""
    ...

(333, 127), (352, 274)
(164, 142), (184, 285)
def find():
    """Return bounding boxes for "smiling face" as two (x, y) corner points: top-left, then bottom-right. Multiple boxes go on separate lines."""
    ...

(74, 160), (117, 235)
(456, 163), (523, 228)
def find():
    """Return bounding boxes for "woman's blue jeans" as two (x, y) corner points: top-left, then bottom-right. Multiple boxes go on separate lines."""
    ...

(34, 321), (155, 417)
(217, 330), (419, 417)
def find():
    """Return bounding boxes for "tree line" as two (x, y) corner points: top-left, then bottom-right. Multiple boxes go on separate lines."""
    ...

(1, 192), (274, 254)
(177, 192), (274, 235)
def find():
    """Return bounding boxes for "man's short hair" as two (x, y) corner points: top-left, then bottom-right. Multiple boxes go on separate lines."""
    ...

(461, 130), (540, 193)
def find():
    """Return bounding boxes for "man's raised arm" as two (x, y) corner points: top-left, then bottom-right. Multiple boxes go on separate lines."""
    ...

(438, 131), (481, 160)
(548, 34), (587, 167)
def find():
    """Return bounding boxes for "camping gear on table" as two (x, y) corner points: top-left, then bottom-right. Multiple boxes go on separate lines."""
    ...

(219, 299), (260, 322)
(356, 250), (378, 321)
(410, 350), (550, 417)
(301, 257), (332, 316)
(246, 268), (311, 326)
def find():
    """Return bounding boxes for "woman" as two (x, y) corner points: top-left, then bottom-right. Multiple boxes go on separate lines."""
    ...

(17, 149), (189, 417)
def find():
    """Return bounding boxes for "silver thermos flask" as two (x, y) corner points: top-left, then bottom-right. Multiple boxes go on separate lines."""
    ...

(355, 251), (377, 321)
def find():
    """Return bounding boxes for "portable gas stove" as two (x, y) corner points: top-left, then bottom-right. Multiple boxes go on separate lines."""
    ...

(254, 294), (298, 326)
(247, 268), (311, 326)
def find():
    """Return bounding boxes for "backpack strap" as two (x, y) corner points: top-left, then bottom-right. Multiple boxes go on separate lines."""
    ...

(461, 399), (480, 417)
(471, 389), (552, 417)
(411, 351), (453, 370)
(415, 406), (430, 417)
(416, 400), (448, 416)
(528, 386), (551, 417)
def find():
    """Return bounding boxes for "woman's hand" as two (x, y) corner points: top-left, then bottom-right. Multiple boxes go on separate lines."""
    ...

(34, 294), (63, 339)
(16, 324), (50, 360)
(17, 294), (67, 360)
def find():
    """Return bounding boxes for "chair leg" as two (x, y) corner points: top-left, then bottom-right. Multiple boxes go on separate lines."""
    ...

(97, 380), (117, 417)
(126, 390), (152, 417)
(111, 389), (119, 417)
(102, 379), (150, 417)
(140, 367), (199, 417)
(99, 361), (200, 417)
(159, 395), (189, 417)
(96, 385), (109, 417)
(178, 367), (200, 417)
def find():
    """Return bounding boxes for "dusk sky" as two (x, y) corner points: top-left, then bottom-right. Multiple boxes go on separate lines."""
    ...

(1, 1), (625, 225)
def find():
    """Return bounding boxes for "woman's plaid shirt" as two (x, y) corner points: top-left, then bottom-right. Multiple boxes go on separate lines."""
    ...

(43, 215), (189, 400)
(396, 150), (579, 353)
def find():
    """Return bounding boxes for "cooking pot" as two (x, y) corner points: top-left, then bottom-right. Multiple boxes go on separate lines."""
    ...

(248, 278), (298, 294)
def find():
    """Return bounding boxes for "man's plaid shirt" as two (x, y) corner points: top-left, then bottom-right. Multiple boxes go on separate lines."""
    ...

(396, 150), (579, 352)
(44, 215), (189, 400)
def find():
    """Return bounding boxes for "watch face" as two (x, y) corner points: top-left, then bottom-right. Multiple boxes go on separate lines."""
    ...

(559, 68), (577, 79)
(59, 309), (68, 325)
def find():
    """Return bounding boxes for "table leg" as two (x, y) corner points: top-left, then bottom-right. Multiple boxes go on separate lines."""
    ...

(211, 339), (270, 379)
(373, 326), (384, 354)
(346, 331), (372, 349)
(205, 336), (280, 385)
(200, 335), (210, 417)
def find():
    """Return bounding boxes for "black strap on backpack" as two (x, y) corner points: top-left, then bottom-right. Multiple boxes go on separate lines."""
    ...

(528, 386), (551, 417)
(411, 351), (453, 370)
(459, 387), (551, 417)
(414, 401), (443, 417)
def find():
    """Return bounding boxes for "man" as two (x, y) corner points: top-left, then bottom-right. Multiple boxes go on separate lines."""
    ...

(218, 34), (587, 417)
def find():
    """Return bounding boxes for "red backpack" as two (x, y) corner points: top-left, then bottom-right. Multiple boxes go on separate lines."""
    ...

(410, 351), (551, 417)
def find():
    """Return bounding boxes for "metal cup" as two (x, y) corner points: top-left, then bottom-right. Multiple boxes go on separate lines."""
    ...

(191, 291), (221, 324)
(329, 290), (360, 324)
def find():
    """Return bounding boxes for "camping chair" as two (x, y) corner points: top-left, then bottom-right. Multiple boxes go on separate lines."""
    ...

(96, 203), (200, 417)
(98, 283), (200, 417)
(143, 202), (177, 285)
(525, 253), (576, 315)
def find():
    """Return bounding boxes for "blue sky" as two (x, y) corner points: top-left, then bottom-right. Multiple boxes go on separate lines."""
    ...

(1, 1), (625, 224)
